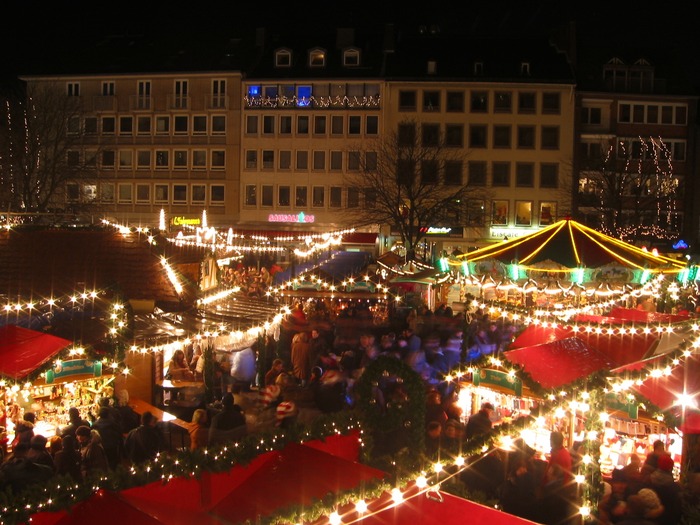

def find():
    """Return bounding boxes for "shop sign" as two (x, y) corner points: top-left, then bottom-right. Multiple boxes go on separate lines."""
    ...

(268, 212), (315, 223)
(473, 368), (522, 396)
(171, 216), (201, 226)
(605, 393), (639, 419)
(45, 359), (103, 383)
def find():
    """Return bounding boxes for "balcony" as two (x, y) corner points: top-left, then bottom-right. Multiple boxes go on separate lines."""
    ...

(129, 96), (153, 111)
(206, 95), (229, 109)
(168, 95), (190, 110)
(92, 96), (116, 112)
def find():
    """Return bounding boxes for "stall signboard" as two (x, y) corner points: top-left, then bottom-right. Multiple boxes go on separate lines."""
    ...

(46, 359), (103, 383)
(605, 393), (639, 419)
(473, 368), (522, 396)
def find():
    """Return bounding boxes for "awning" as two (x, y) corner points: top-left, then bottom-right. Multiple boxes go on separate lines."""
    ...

(0, 325), (72, 380)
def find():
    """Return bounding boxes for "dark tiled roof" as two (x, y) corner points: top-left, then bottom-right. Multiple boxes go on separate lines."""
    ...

(0, 228), (185, 308)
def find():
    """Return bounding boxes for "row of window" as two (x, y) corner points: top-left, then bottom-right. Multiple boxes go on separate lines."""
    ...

(273, 48), (361, 68)
(580, 102), (688, 126)
(245, 113), (379, 136)
(244, 82), (380, 108)
(68, 114), (227, 136)
(68, 79), (227, 99)
(244, 149), (374, 171)
(66, 182), (226, 205)
(398, 89), (562, 114)
(73, 149), (227, 170)
(398, 123), (561, 150)
(578, 138), (686, 162)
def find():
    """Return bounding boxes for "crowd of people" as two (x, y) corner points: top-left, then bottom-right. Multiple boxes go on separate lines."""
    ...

(220, 264), (276, 298)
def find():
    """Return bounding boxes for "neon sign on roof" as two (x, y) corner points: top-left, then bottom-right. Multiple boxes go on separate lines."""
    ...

(268, 212), (315, 223)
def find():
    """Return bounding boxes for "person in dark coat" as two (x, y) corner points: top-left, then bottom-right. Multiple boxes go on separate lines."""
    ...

(61, 407), (91, 439)
(0, 442), (53, 494)
(465, 402), (494, 440)
(124, 411), (163, 465)
(26, 434), (54, 469)
(91, 406), (125, 470)
(53, 435), (82, 482)
(209, 393), (247, 445)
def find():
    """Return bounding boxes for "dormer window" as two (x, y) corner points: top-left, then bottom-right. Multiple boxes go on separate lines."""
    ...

(309, 48), (326, 67)
(521, 62), (530, 75)
(474, 62), (483, 75)
(275, 49), (292, 67)
(343, 48), (360, 67)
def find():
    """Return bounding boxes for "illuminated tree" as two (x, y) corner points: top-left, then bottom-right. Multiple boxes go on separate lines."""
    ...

(577, 136), (680, 243)
(343, 120), (488, 261)
(0, 82), (99, 214)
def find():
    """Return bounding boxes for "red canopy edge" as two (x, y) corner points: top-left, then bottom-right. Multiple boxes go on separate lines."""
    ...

(0, 325), (72, 379)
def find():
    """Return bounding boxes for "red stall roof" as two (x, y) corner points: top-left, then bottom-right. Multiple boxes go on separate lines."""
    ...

(0, 325), (72, 379)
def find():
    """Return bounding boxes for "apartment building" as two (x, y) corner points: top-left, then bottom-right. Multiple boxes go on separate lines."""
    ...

(19, 71), (242, 228)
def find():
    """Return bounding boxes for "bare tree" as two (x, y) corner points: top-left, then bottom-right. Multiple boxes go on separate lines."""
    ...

(343, 120), (488, 261)
(0, 82), (99, 214)
(577, 136), (680, 242)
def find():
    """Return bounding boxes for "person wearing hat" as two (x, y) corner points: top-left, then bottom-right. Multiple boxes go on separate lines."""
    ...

(465, 401), (494, 440)
(26, 434), (54, 469)
(635, 488), (665, 522)
(648, 455), (682, 525)
(75, 426), (109, 480)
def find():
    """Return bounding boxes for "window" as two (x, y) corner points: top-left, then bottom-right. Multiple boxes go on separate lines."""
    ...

(348, 151), (360, 171)
(210, 185), (225, 206)
(517, 126), (535, 148)
(296, 151), (308, 170)
(468, 161), (487, 186)
(330, 151), (343, 170)
(67, 82), (80, 96)
(280, 116), (292, 134)
(365, 151), (377, 171)
(347, 187), (359, 208)
(101, 150), (115, 168)
(330, 187), (342, 208)
(174, 80), (189, 109)
(173, 184), (187, 204)
(422, 124), (440, 147)
(263, 115), (275, 134)
(261, 185), (273, 206)
(467, 200), (485, 226)
(156, 116), (169, 134)
(136, 184), (150, 204)
(295, 186), (308, 207)
(619, 103), (631, 123)
(119, 116), (133, 135)
(185, 184), (203, 205)
(423, 91), (440, 112)
(343, 49), (360, 66)
(331, 116), (344, 135)
(84, 117), (97, 134)
(364, 188), (376, 208)
(470, 91), (488, 112)
(444, 160), (462, 185)
(68, 117), (80, 134)
(119, 150), (133, 169)
(446, 91), (464, 112)
(520, 62), (530, 76)
(492, 162), (510, 187)
(469, 125), (487, 148)
(515, 201), (532, 226)
(297, 116), (309, 135)
(244, 185), (257, 206)
(263, 150), (275, 169)
(246, 115), (258, 135)
(539, 202), (556, 226)
(155, 150), (169, 168)
(67, 150), (80, 167)
(492, 200), (508, 225)
(101, 81), (115, 96)
(137, 150), (151, 169)
(211, 115), (226, 135)
(85, 150), (97, 167)
(137, 116), (151, 134)
(398, 123), (416, 146)
(542, 92), (560, 114)
(399, 90), (417, 111)
(101, 116), (115, 134)
(348, 116), (361, 135)
(314, 116), (326, 135)
(100, 183), (114, 203)
(493, 125), (511, 148)
(444, 124), (463, 147)
(518, 92), (536, 113)
(154, 184), (169, 204)
(312, 186), (325, 207)
(421, 160), (439, 184)
(174, 115), (188, 134)
(516, 163), (534, 187)
(211, 150), (225, 169)
(473, 62), (483, 75)
(174, 150), (188, 169)
(193, 116), (207, 134)
(581, 107), (602, 124)
(309, 49), (325, 67)
(313, 151), (325, 170)
(137, 80), (151, 109)
(494, 92), (512, 112)
(192, 150), (206, 169)
(279, 150), (291, 170)
(366, 115), (378, 135)
(541, 126), (559, 149)
(118, 183), (132, 203)
(245, 150), (258, 169)
(212, 79), (226, 108)
(540, 163), (559, 188)
(276, 49), (291, 67)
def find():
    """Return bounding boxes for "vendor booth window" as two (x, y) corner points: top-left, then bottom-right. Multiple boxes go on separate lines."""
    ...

(492, 200), (508, 225)
(539, 202), (556, 225)
(515, 201), (533, 226)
